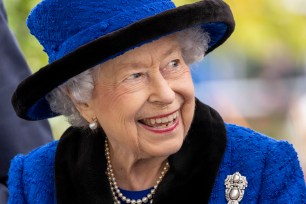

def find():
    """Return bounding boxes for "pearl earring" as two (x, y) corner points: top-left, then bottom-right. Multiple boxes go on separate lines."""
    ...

(89, 118), (98, 130)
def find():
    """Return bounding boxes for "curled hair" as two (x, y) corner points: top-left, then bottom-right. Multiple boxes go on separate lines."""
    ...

(176, 26), (210, 64)
(46, 26), (210, 127)
(45, 68), (97, 127)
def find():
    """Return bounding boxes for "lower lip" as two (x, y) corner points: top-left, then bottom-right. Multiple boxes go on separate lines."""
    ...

(140, 117), (180, 134)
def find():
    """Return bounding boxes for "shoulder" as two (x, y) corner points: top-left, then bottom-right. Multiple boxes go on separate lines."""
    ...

(225, 123), (295, 153)
(224, 123), (301, 164)
(10, 140), (58, 182)
(9, 140), (58, 168)
(20, 140), (58, 165)
(8, 139), (58, 175)
(223, 123), (305, 202)
(224, 123), (290, 166)
(225, 123), (278, 142)
(8, 141), (58, 204)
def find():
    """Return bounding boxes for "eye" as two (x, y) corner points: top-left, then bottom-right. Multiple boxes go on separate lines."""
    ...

(126, 72), (143, 80)
(168, 59), (180, 68)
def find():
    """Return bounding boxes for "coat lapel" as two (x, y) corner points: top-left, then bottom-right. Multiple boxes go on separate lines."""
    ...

(55, 98), (226, 203)
(54, 127), (112, 204)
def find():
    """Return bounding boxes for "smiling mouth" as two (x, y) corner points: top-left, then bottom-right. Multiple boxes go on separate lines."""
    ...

(139, 111), (179, 129)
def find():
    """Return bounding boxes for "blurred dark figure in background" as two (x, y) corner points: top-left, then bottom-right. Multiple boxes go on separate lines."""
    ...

(0, 0), (53, 202)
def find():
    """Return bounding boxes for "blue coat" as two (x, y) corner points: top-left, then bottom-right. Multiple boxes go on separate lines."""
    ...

(7, 101), (306, 203)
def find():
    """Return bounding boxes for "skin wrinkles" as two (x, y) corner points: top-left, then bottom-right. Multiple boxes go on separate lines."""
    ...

(74, 34), (195, 190)
(113, 43), (181, 74)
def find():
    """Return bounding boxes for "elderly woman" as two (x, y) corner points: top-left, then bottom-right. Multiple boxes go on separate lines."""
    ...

(8, 0), (305, 203)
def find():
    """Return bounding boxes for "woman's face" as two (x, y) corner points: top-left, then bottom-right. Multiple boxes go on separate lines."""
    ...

(82, 34), (195, 159)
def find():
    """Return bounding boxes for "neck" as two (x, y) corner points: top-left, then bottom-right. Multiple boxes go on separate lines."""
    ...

(105, 138), (169, 190)
(119, 160), (169, 190)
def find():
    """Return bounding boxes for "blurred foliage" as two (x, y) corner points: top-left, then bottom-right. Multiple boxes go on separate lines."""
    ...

(3, 0), (306, 138)
(175, 0), (306, 63)
(3, 0), (48, 72)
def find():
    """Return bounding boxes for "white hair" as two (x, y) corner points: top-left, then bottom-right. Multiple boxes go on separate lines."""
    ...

(46, 26), (210, 127)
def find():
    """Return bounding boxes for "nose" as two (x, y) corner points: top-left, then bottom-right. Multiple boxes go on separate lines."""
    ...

(148, 72), (175, 106)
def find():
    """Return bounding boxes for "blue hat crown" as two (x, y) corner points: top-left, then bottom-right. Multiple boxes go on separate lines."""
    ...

(27, 0), (176, 63)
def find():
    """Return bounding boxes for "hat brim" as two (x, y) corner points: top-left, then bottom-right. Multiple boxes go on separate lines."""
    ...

(12, 0), (235, 120)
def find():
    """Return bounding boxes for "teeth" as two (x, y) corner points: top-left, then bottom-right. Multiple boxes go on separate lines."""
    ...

(162, 117), (168, 123)
(150, 119), (156, 125)
(142, 111), (178, 127)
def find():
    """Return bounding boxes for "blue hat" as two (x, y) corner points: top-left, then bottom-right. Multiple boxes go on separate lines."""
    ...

(12, 0), (235, 120)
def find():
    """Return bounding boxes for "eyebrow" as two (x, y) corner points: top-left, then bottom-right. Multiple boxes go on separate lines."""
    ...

(116, 43), (180, 70)
(161, 44), (180, 58)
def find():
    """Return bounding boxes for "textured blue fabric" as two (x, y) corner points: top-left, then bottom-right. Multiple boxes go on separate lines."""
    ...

(7, 124), (306, 203)
(8, 141), (57, 204)
(27, 0), (175, 63)
(26, 0), (230, 65)
(209, 124), (306, 203)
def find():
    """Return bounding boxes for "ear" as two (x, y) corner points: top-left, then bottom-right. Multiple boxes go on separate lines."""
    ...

(65, 88), (96, 123)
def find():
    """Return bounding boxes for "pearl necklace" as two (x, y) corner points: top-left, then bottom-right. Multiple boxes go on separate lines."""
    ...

(105, 139), (169, 204)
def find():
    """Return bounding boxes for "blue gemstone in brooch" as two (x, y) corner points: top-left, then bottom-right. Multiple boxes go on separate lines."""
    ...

(224, 172), (248, 204)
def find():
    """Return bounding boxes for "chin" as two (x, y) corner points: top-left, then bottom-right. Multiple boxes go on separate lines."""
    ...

(155, 137), (184, 157)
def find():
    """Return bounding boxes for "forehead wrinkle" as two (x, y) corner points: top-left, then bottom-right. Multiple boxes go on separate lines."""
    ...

(160, 43), (181, 58)
(117, 38), (181, 68)
(148, 40), (181, 64)
(110, 56), (149, 76)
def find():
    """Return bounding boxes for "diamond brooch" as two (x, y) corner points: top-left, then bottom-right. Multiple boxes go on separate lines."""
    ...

(224, 172), (248, 204)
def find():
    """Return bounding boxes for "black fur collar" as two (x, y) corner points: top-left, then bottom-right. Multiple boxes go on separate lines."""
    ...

(55, 98), (226, 203)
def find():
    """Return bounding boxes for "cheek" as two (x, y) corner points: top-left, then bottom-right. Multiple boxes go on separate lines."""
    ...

(175, 69), (195, 135)
(94, 90), (145, 148)
(93, 83), (147, 125)
(174, 68), (195, 99)
(182, 96), (195, 136)
(93, 82), (130, 111)
(94, 93), (136, 142)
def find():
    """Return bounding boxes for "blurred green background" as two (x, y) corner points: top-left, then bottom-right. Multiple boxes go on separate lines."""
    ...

(3, 0), (306, 173)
